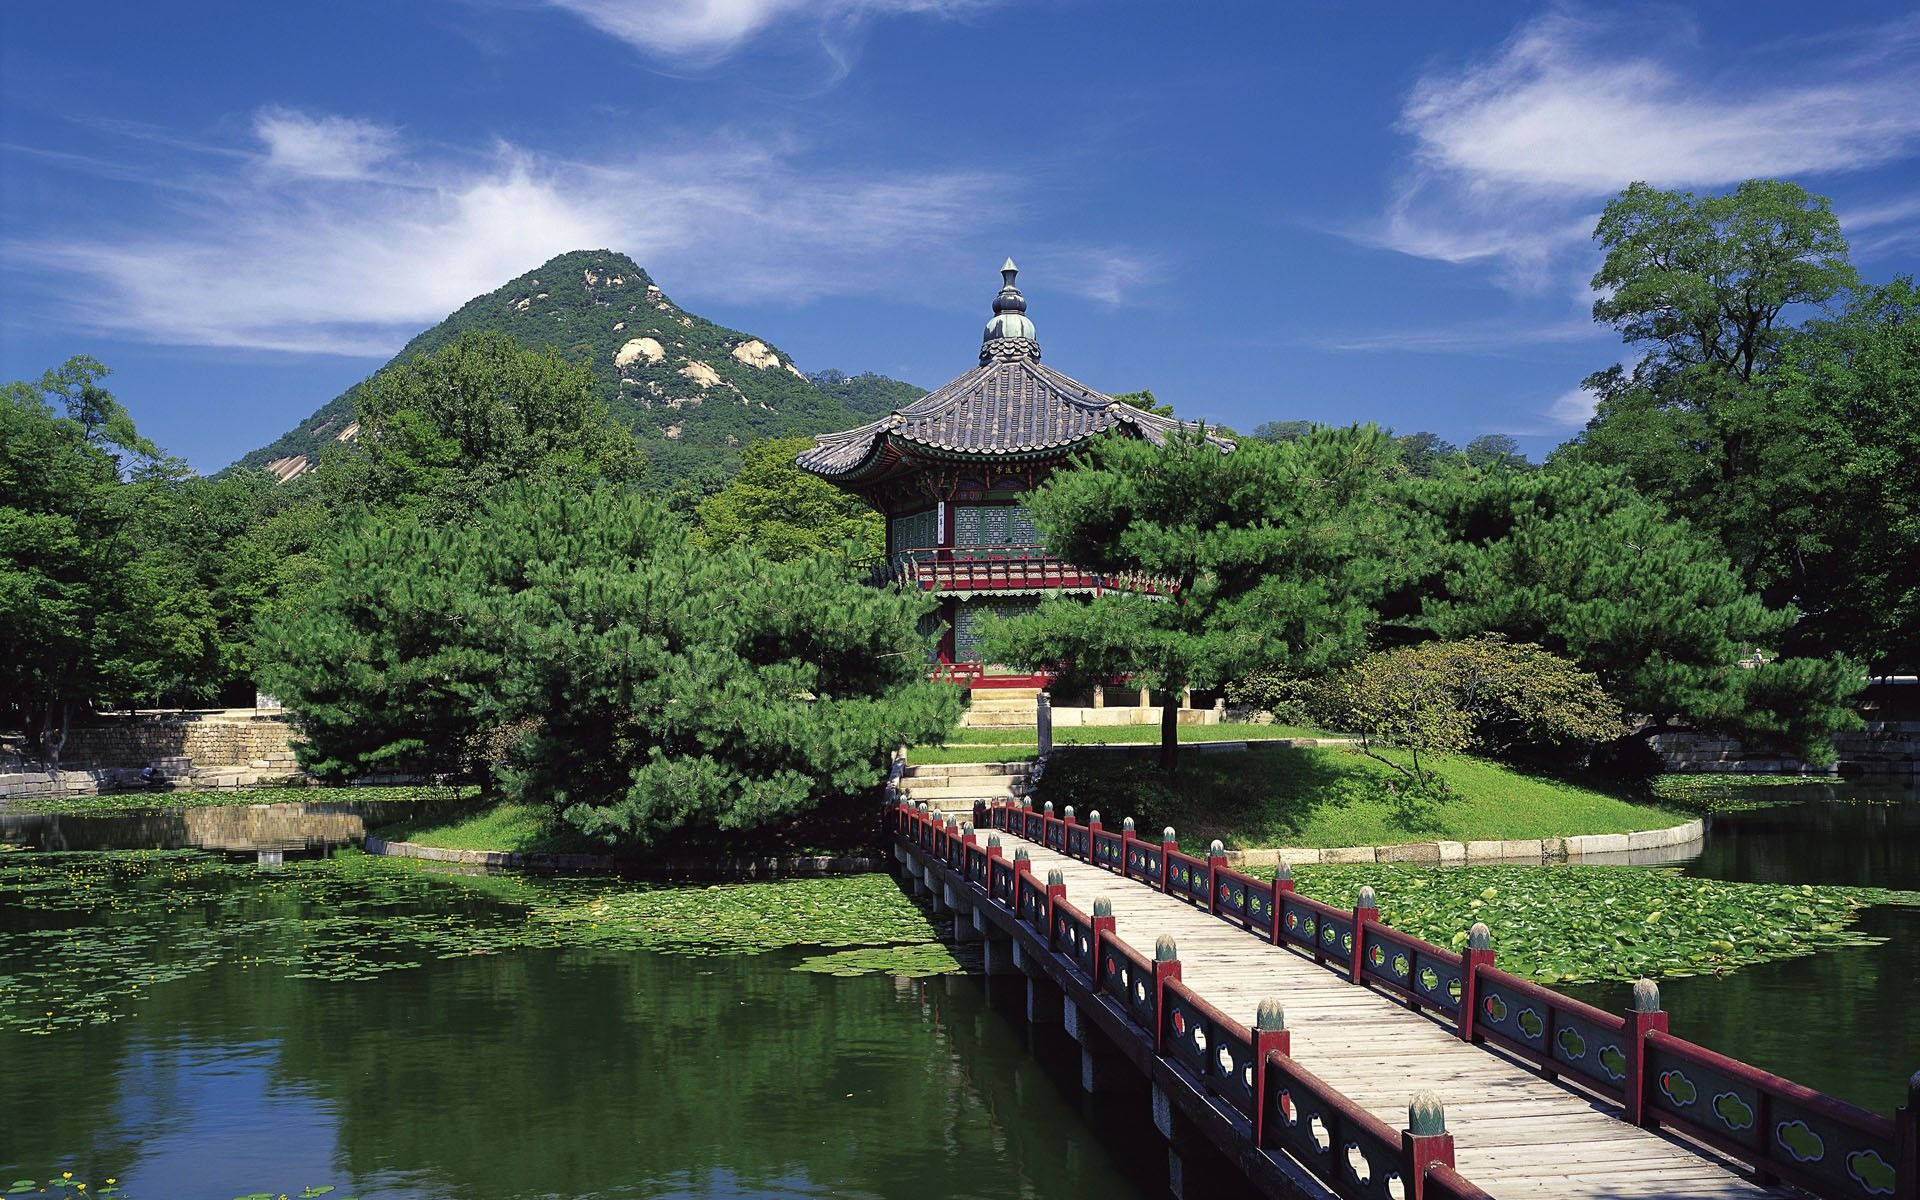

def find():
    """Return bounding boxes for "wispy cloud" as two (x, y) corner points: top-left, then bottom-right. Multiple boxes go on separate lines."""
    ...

(1317, 315), (1600, 355)
(9, 106), (1134, 357)
(1542, 385), (1596, 430)
(254, 108), (401, 181)
(542, 0), (990, 63)
(1362, 7), (1920, 284)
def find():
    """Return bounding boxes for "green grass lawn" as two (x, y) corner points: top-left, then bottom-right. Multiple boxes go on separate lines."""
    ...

(9, 784), (458, 815)
(914, 721), (1344, 763)
(1036, 743), (1685, 850)
(951, 721), (1342, 745)
(369, 802), (597, 854)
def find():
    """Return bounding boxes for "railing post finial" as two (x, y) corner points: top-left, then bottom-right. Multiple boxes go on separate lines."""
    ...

(1046, 868), (1065, 887)
(1629, 978), (1661, 1013)
(1357, 884), (1377, 909)
(1623, 977), (1670, 1128)
(1043, 800), (1054, 816)
(1123, 816), (1135, 834)
(1256, 998), (1286, 1031)
(1468, 922), (1492, 950)
(1092, 896), (1113, 918)
(1408, 1091), (1446, 1136)
(1155, 934), (1179, 962)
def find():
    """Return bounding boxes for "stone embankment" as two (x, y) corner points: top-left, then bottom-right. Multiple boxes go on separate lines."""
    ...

(363, 836), (879, 878)
(1654, 721), (1920, 774)
(1222, 817), (1707, 868)
(0, 714), (303, 802)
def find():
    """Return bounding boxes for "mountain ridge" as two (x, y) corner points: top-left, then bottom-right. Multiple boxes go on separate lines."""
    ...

(232, 250), (926, 483)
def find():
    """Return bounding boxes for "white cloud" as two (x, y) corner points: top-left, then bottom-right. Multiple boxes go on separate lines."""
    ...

(254, 107), (400, 181)
(1404, 11), (1920, 195)
(1543, 385), (1596, 430)
(543, 0), (987, 60)
(1318, 316), (1599, 355)
(13, 113), (1118, 357)
(1365, 8), (1920, 284)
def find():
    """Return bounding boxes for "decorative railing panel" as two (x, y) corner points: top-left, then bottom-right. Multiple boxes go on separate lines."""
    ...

(989, 858), (1015, 908)
(1645, 1031), (1898, 1199)
(1165, 849), (1210, 906)
(1124, 841), (1163, 885)
(1052, 899), (1095, 977)
(1161, 979), (1259, 1118)
(1098, 935), (1158, 1034)
(1045, 817), (1067, 854)
(1281, 892), (1354, 964)
(1262, 1053), (1407, 1200)
(1474, 968), (1627, 1098)
(1092, 830), (1124, 872)
(1066, 823), (1089, 859)
(1016, 873), (1047, 933)
(1359, 924), (1465, 1019)
(965, 844), (988, 888)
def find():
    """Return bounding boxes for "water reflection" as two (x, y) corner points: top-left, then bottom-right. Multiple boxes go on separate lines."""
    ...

(0, 875), (1157, 1200)
(1566, 778), (1920, 1115)
(0, 801), (405, 855)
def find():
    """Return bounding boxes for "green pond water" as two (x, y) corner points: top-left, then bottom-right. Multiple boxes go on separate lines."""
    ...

(1565, 776), (1920, 1116)
(0, 846), (1161, 1199)
(2, 776), (1914, 1196)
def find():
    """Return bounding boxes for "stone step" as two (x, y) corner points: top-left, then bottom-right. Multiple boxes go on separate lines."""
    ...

(961, 713), (1038, 728)
(904, 761), (1031, 777)
(897, 783), (1031, 803)
(968, 686), (1043, 701)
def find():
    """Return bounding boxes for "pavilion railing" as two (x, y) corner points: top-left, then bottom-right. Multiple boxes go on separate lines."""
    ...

(937, 798), (1920, 1200)
(863, 544), (1179, 596)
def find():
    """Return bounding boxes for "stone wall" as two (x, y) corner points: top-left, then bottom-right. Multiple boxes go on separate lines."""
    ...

(1653, 721), (1920, 775)
(60, 717), (299, 769)
(0, 716), (304, 802)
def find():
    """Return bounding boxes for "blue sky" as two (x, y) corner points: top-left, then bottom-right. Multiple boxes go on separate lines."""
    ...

(4, 1), (1919, 472)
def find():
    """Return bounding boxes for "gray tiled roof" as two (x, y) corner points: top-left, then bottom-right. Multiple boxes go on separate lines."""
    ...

(798, 342), (1220, 478)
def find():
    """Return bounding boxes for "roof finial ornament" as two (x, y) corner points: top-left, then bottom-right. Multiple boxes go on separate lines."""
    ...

(981, 257), (1038, 362)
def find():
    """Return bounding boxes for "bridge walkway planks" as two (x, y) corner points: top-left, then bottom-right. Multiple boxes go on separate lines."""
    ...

(993, 826), (1785, 1200)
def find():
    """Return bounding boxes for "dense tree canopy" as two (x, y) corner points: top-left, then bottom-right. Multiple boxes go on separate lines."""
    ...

(694, 435), (882, 567)
(981, 425), (1417, 768)
(1407, 462), (1860, 763)
(339, 329), (646, 521)
(1561, 180), (1917, 671)
(0, 359), (219, 756)
(260, 483), (959, 842)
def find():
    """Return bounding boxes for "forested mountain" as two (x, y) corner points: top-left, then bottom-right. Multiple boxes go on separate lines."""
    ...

(233, 250), (924, 483)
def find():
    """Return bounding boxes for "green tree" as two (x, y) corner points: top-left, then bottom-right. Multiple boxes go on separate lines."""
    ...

(1462, 433), (1528, 471)
(1766, 279), (1920, 669)
(336, 329), (646, 521)
(694, 435), (883, 566)
(1253, 419), (1314, 442)
(1560, 180), (1876, 658)
(1394, 431), (1459, 477)
(1114, 389), (1174, 417)
(1410, 463), (1861, 764)
(254, 509), (502, 781)
(259, 482), (960, 841)
(1326, 636), (1624, 771)
(0, 359), (212, 756)
(479, 485), (959, 843)
(980, 426), (1416, 770)
(1589, 179), (1856, 383)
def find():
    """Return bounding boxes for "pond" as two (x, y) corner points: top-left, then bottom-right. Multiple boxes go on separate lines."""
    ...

(0, 848), (1159, 1200)
(1566, 777), (1920, 1116)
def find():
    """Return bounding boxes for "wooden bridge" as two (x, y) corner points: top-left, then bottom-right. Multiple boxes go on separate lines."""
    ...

(891, 800), (1919, 1200)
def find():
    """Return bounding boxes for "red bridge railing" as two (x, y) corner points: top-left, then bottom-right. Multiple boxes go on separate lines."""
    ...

(928, 798), (1920, 1200)
(893, 801), (1486, 1200)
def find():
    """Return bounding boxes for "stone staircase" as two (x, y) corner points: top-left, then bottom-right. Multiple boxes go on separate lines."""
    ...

(959, 686), (1041, 730)
(897, 760), (1035, 819)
